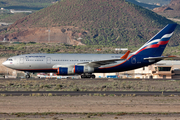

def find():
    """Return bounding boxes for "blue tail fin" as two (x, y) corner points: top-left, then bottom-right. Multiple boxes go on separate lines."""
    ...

(133, 24), (177, 56)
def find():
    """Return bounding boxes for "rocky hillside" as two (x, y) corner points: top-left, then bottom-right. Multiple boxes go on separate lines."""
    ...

(0, 0), (180, 47)
(153, 0), (180, 18)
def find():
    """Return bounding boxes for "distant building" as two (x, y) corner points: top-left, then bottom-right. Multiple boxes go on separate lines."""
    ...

(0, 8), (10, 13)
(156, 3), (161, 6)
(3, 38), (7, 42)
(134, 60), (180, 79)
(115, 48), (128, 51)
(0, 22), (13, 26)
(95, 49), (102, 51)
(134, 64), (174, 79)
(10, 9), (32, 13)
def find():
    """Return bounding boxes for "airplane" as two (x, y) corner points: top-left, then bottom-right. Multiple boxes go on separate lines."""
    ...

(2, 24), (177, 78)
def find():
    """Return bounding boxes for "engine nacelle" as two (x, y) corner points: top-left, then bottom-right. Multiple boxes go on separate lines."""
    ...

(57, 67), (68, 75)
(56, 65), (94, 75)
(74, 65), (94, 74)
(57, 65), (74, 75)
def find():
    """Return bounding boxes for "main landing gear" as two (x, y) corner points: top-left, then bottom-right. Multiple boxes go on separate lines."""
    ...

(81, 73), (96, 79)
(25, 72), (31, 79)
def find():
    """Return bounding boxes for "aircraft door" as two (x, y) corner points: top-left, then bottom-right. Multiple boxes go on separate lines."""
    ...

(46, 57), (51, 64)
(20, 57), (24, 64)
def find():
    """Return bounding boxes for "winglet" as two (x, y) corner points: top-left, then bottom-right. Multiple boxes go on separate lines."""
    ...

(120, 50), (130, 59)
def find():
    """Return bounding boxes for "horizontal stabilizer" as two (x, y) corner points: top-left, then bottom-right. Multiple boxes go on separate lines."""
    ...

(144, 56), (177, 60)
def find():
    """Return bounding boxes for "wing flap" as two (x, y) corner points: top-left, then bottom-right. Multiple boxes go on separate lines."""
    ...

(86, 59), (125, 67)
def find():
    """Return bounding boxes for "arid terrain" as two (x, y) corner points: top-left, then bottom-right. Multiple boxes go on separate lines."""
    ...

(0, 79), (180, 91)
(0, 79), (179, 119)
(1, 27), (84, 45)
(1, 95), (180, 113)
(0, 96), (180, 120)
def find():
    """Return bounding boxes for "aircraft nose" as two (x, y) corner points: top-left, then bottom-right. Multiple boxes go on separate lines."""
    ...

(2, 61), (8, 66)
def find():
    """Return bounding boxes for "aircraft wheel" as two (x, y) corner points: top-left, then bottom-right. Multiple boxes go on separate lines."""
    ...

(26, 75), (30, 79)
(91, 75), (95, 79)
(81, 75), (85, 79)
(81, 74), (95, 79)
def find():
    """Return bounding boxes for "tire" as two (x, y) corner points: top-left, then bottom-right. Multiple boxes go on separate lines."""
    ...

(91, 75), (95, 79)
(26, 75), (30, 79)
(81, 75), (84, 78)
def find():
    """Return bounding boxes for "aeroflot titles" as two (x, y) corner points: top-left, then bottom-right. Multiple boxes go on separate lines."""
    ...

(25, 55), (122, 59)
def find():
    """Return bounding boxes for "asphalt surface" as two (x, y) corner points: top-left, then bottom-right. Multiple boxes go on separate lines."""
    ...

(0, 91), (179, 96)
(1, 78), (180, 81)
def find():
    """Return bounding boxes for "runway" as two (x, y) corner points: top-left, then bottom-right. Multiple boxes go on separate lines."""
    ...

(0, 91), (179, 96)
(1, 78), (180, 81)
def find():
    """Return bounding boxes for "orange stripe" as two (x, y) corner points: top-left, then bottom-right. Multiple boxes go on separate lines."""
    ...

(57, 68), (59, 75)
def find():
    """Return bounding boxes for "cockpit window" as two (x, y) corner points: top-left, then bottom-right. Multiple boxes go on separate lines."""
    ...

(7, 59), (13, 61)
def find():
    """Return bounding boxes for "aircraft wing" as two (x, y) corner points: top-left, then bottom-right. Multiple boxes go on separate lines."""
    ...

(144, 55), (177, 60)
(78, 50), (130, 67)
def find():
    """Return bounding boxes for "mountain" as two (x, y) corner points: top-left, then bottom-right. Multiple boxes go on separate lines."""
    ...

(126, 0), (160, 9)
(153, 0), (180, 18)
(0, 0), (180, 47)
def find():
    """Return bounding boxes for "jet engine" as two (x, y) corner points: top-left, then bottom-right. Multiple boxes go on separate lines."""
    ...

(56, 65), (94, 75)
(74, 65), (94, 74)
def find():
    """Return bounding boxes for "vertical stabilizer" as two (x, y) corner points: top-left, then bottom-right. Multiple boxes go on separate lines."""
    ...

(133, 24), (177, 56)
